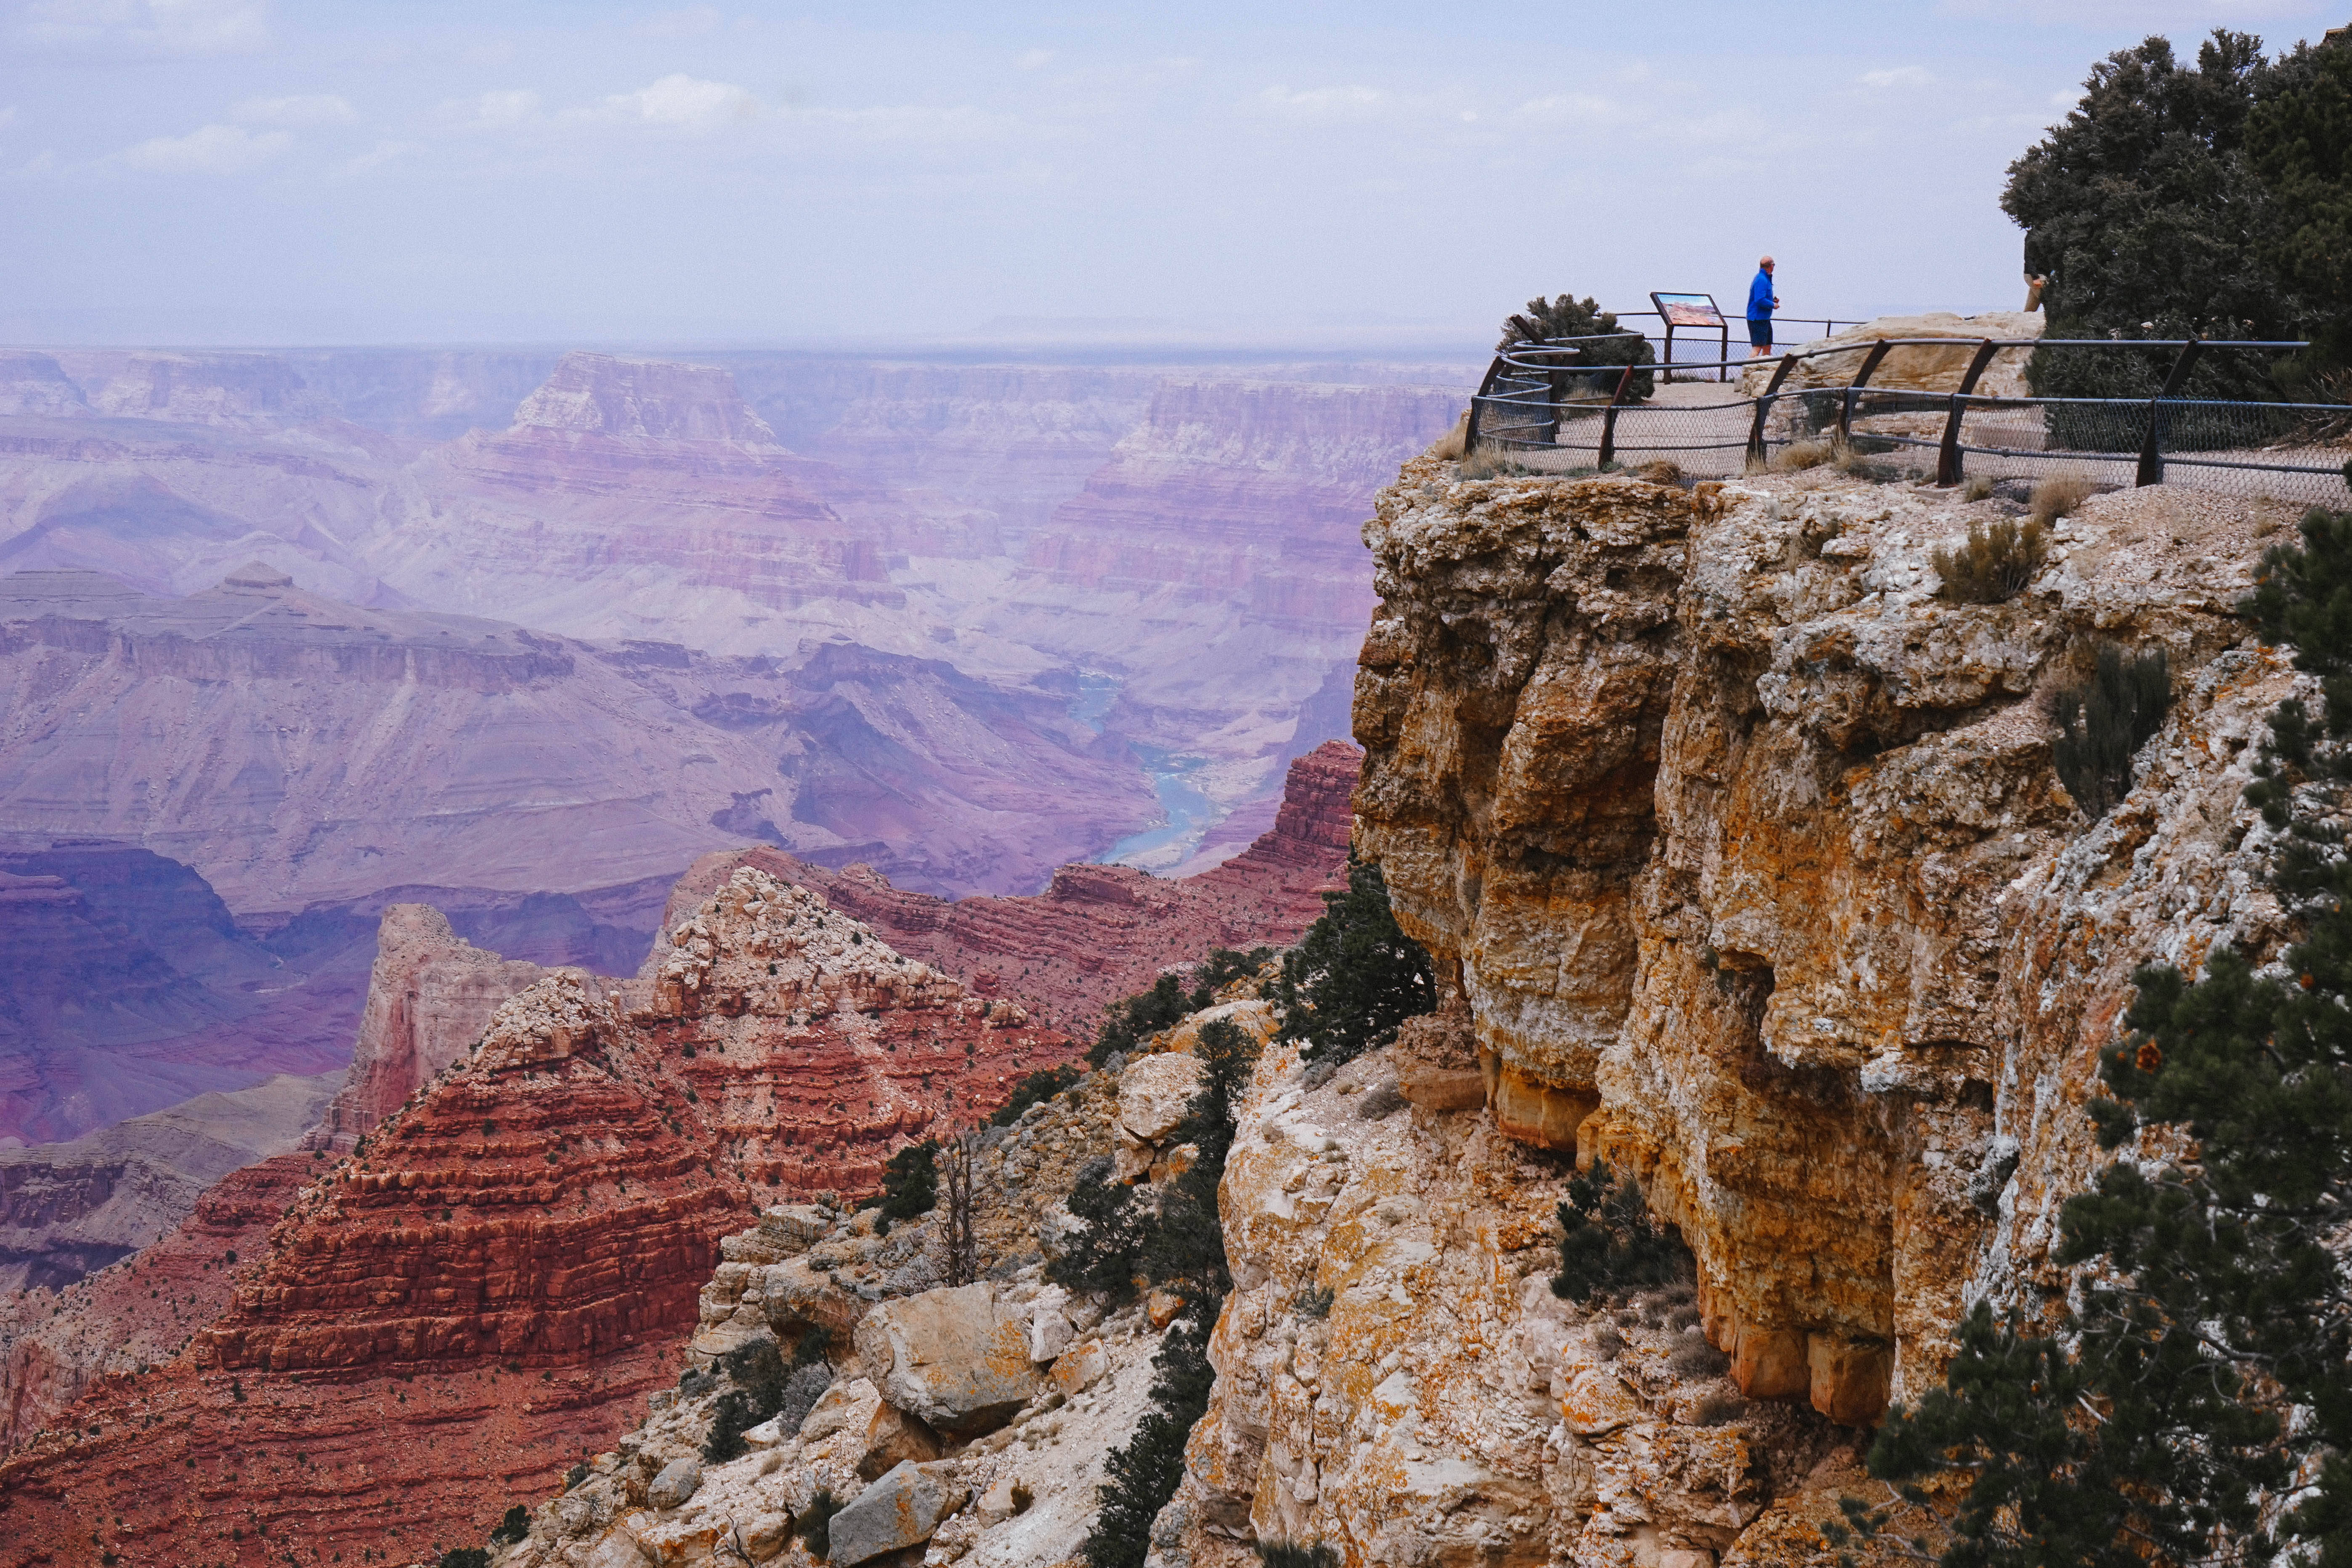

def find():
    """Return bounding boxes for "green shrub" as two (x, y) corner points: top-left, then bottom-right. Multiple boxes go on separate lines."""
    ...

(1046, 1157), (1148, 1298)
(1496, 294), (1657, 402)
(1291, 1284), (1334, 1320)
(865, 1139), (938, 1235)
(1256, 1544), (1340, 1568)
(1932, 517), (2048, 604)
(1273, 854), (1437, 1067)
(488, 1505), (529, 1547)
(796, 1487), (839, 1559)
(2051, 645), (2173, 817)
(990, 1064), (1083, 1127)
(1088, 974), (1195, 1069)
(1550, 1159), (1693, 1305)
(703, 1338), (788, 1461)
(438, 1552), (489, 1568)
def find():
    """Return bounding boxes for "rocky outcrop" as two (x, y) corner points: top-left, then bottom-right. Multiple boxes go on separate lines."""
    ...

(715, 741), (1360, 1035)
(0, 864), (1078, 1563)
(1351, 458), (2298, 1428)
(1171, 1036), (1859, 1568)
(512, 354), (780, 445)
(319, 904), (550, 1145)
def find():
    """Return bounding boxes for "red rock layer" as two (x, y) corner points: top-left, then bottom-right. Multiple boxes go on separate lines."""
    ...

(0, 1152), (314, 1450)
(0, 865), (1073, 1565)
(317, 903), (550, 1148)
(673, 740), (1362, 1034)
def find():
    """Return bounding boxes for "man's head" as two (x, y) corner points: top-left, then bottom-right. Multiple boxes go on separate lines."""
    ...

(1759, 255), (1775, 273)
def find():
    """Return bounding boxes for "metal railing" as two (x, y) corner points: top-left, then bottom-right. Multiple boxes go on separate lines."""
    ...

(1464, 330), (2352, 506)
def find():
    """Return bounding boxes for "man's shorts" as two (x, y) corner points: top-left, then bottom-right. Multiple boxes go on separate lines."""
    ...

(1748, 317), (1773, 348)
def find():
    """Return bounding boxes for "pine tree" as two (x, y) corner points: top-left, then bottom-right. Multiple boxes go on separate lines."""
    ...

(1274, 853), (1437, 1067)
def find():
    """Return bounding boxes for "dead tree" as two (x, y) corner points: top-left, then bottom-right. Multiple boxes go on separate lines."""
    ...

(942, 1132), (979, 1287)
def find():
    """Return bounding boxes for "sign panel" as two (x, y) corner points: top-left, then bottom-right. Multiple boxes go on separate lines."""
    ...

(1651, 292), (1724, 328)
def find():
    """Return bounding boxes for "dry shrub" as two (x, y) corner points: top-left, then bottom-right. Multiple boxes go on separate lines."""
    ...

(1773, 439), (1832, 472)
(1690, 1391), (1747, 1426)
(1634, 459), (1684, 484)
(1459, 447), (1533, 480)
(1933, 517), (2049, 603)
(1667, 1330), (1730, 1378)
(2030, 474), (2095, 527)
(1964, 475), (1994, 502)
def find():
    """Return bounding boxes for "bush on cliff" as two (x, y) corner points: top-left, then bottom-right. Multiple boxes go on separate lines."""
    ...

(1839, 507), (2352, 1568)
(1086, 947), (1272, 1070)
(703, 1337), (787, 1462)
(1274, 853), (1437, 1068)
(865, 1138), (938, 1236)
(1495, 294), (1657, 402)
(1047, 1156), (1148, 1298)
(1079, 1019), (1262, 1568)
(2050, 644), (2173, 817)
(990, 1063), (1083, 1126)
(1550, 1159), (1695, 1305)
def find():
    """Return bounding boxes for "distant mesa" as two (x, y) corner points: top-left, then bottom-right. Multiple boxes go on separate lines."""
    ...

(508, 350), (780, 445)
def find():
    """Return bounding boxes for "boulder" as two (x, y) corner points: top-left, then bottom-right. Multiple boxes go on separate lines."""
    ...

(856, 1400), (943, 1480)
(585, 1533), (655, 1568)
(1118, 1053), (1206, 1143)
(1145, 1289), (1184, 1329)
(1561, 1368), (1645, 1436)
(647, 1456), (702, 1510)
(1025, 1305), (1073, 1363)
(826, 1459), (968, 1566)
(1391, 1008), (1485, 1111)
(741, 1512), (794, 1561)
(852, 1283), (1043, 1438)
(760, 1203), (835, 1250)
(799, 1375), (883, 1443)
(1048, 1340), (1108, 1396)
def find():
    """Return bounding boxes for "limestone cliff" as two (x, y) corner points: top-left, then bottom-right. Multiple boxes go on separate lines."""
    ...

(1157, 459), (2301, 1568)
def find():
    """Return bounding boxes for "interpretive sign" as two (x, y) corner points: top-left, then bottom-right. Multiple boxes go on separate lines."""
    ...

(1651, 292), (1724, 328)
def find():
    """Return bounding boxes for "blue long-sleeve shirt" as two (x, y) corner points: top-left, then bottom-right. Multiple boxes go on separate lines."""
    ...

(1747, 269), (1777, 321)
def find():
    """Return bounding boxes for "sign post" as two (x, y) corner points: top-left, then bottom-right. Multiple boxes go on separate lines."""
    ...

(1650, 292), (1727, 384)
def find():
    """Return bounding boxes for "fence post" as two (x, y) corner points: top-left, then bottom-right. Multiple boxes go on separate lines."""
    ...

(1838, 341), (1893, 448)
(1747, 354), (1801, 468)
(2135, 338), (2204, 487)
(1598, 364), (1636, 470)
(1465, 356), (1504, 452)
(1935, 340), (2003, 486)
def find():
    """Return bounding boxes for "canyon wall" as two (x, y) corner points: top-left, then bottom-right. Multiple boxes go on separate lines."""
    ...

(1349, 459), (2292, 1429)
(0, 561), (1151, 913)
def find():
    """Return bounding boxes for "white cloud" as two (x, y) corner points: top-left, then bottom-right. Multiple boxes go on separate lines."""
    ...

(16, 0), (268, 57)
(643, 5), (721, 38)
(232, 93), (355, 127)
(1860, 66), (1934, 88)
(462, 88), (542, 127)
(601, 74), (760, 130)
(0, 106), (17, 130)
(1258, 85), (1388, 119)
(119, 122), (289, 173)
(1016, 48), (1053, 70)
(336, 138), (416, 177)
(1517, 92), (1618, 123)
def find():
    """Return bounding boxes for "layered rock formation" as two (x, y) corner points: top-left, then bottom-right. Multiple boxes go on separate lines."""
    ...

(0, 863), (1076, 1563)
(0, 563), (1150, 909)
(1170, 1032), (1863, 1568)
(0, 1072), (338, 1292)
(1351, 459), (2296, 1430)
(674, 740), (1360, 1035)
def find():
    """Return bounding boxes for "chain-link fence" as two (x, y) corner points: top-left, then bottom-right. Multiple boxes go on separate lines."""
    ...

(1469, 332), (2352, 507)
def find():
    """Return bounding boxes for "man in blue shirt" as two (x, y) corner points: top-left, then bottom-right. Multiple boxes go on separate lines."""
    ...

(1747, 255), (1779, 357)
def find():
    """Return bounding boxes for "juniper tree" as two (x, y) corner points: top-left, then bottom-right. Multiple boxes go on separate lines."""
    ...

(1274, 853), (1437, 1067)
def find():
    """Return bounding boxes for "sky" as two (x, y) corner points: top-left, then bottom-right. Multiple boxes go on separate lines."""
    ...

(0, 0), (2341, 349)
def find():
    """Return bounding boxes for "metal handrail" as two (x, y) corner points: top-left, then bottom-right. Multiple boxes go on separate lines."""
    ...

(1464, 325), (2336, 493)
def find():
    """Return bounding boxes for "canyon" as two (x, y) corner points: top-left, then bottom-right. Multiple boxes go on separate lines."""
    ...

(0, 739), (1358, 1559)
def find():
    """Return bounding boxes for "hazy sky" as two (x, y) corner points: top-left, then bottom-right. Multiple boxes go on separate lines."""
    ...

(0, 1), (2339, 347)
